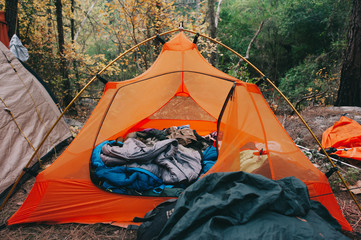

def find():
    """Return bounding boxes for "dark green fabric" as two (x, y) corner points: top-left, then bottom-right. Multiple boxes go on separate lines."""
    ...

(142, 187), (184, 197)
(157, 172), (349, 240)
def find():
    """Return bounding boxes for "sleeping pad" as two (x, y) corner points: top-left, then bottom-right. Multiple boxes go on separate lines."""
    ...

(156, 171), (349, 240)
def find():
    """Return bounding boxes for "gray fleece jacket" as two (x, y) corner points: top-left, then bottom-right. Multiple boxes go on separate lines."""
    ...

(101, 138), (202, 184)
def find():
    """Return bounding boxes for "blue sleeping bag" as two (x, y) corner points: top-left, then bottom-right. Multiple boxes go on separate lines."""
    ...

(201, 146), (218, 174)
(91, 141), (164, 194)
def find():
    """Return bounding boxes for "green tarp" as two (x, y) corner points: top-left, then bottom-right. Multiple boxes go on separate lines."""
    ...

(157, 172), (348, 240)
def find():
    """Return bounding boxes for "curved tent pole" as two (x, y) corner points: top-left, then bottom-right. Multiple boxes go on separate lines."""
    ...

(181, 29), (361, 212)
(2, 27), (360, 213)
(0, 29), (179, 210)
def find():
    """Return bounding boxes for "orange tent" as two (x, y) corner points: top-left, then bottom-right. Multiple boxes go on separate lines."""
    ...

(8, 31), (352, 231)
(322, 116), (361, 161)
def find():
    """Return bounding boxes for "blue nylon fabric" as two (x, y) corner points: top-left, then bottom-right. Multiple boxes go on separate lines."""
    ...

(96, 166), (164, 192)
(201, 146), (218, 174)
(91, 141), (165, 193)
(91, 140), (114, 168)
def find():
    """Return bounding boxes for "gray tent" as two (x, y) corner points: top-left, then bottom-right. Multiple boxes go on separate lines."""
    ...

(0, 42), (71, 198)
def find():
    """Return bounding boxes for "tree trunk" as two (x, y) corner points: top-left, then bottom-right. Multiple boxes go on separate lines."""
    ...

(70, 0), (80, 91)
(46, 2), (52, 40)
(5, 0), (18, 39)
(55, 0), (72, 107)
(71, 0), (75, 42)
(336, 0), (361, 106)
(208, 0), (217, 66)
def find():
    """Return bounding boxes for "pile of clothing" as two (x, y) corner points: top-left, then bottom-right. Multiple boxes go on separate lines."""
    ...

(90, 126), (218, 196)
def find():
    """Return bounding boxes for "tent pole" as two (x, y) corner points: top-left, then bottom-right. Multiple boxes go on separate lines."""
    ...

(4, 27), (359, 213)
(0, 29), (179, 210)
(181, 29), (361, 212)
(0, 97), (42, 165)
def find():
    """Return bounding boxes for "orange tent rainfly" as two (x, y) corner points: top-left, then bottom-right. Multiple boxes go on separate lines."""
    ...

(7, 31), (352, 231)
(322, 116), (361, 161)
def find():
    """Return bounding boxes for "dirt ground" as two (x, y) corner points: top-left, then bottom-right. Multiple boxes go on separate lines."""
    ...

(280, 106), (361, 239)
(1, 106), (361, 239)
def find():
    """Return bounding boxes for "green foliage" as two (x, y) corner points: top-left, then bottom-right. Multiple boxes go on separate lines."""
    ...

(344, 168), (361, 186)
(329, 167), (361, 191)
(279, 58), (319, 102)
(278, 55), (340, 108)
(227, 63), (257, 83)
(218, 0), (270, 74)
(276, 0), (350, 64)
(217, 0), (351, 108)
(1, 0), (353, 109)
(0, 0), (209, 108)
(277, 1), (330, 58)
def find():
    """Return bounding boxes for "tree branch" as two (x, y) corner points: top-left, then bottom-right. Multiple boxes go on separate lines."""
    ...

(235, 20), (265, 68)
(294, 87), (329, 112)
(245, 20), (264, 59)
(74, 0), (98, 43)
(215, 0), (223, 28)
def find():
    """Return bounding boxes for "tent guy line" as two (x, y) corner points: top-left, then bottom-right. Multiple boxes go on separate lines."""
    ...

(297, 144), (361, 171)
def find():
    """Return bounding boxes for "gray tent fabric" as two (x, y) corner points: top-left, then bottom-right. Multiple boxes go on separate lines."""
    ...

(157, 172), (349, 240)
(0, 41), (71, 195)
(9, 34), (29, 62)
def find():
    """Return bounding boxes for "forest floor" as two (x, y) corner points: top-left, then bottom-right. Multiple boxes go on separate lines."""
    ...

(1, 104), (361, 239)
(279, 106), (361, 239)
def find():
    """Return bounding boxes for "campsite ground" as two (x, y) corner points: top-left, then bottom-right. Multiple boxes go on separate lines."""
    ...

(1, 104), (361, 239)
(280, 106), (361, 239)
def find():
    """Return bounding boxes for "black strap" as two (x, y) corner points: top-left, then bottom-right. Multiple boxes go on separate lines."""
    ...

(96, 74), (108, 85)
(216, 82), (236, 156)
(193, 33), (199, 44)
(325, 167), (338, 178)
(127, 225), (139, 230)
(1, 51), (11, 64)
(324, 147), (337, 154)
(156, 35), (165, 45)
(0, 223), (7, 230)
(109, 141), (123, 147)
(23, 167), (38, 177)
(133, 215), (154, 223)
